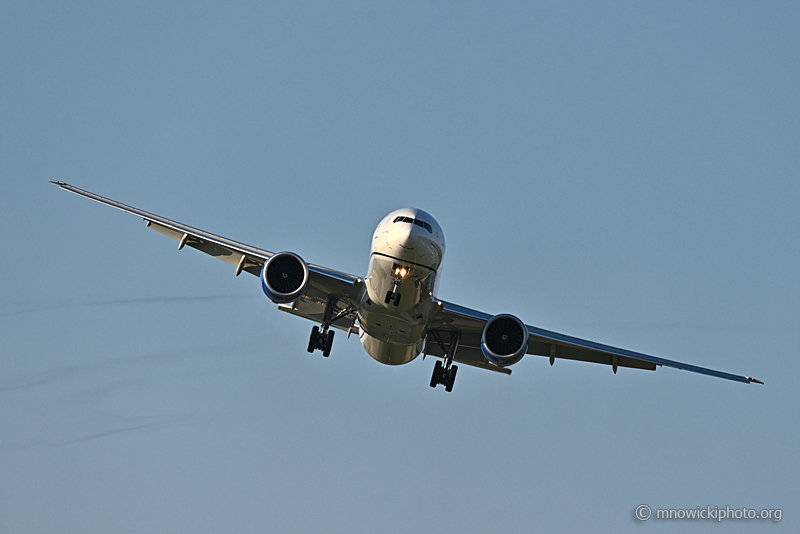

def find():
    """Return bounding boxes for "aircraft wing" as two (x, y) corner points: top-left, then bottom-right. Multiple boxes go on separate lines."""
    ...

(429, 300), (763, 384)
(50, 182), (363, 332)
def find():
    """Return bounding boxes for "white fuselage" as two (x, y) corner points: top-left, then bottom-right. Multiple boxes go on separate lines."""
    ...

(357, 208), (446, 365)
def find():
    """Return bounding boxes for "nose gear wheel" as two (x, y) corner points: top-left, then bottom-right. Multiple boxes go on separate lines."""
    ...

(384, 290), (402, 306)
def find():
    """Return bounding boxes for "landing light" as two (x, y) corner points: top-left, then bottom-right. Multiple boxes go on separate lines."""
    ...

(394, 267), (408, 277)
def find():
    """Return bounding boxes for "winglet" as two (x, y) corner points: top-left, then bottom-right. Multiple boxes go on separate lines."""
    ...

(746, 377), (764, 385)
(49, 181), (67, 186)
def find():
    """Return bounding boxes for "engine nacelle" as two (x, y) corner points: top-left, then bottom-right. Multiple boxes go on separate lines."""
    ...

(480, 314), (528, 367)
(261, 252), (309, 304)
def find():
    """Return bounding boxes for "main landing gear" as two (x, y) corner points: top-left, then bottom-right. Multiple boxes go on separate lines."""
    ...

(430, 359), (458, 392)
(308, 325), (334, 357)
(428, 330), (460, 392)
(307, 296), (356, 358)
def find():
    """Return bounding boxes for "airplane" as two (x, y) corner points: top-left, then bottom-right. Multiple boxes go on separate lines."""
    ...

(51, 181), (763, 392)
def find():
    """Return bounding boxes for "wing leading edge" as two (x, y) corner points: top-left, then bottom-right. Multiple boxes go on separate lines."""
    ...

(434, 301), (763, 384)
(50, 181), (363, 331)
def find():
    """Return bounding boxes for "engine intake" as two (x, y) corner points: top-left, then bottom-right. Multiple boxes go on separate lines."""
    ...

(261, 252), (309, 304)
(480, 314), (528, 367)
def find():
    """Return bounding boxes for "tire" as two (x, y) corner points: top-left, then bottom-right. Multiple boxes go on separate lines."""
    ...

(322, 330), (335, 357)
(384, 290), (393, 304)
(393, 292), (401, 307)
(308, 326), (319, 353)
(445, 365), (458, 392)
(430, 360), (442, 388)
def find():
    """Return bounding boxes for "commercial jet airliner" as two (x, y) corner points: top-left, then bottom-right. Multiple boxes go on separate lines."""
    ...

(51, 182), (762, 392)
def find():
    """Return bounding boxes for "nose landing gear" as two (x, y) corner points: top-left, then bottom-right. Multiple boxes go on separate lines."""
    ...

(384, 269), (406, 307)
(384, 290), (401, 306)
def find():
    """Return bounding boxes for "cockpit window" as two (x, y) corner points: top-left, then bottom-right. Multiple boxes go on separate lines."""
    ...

(414, 220), (434, 233)
(393, 216), (432, 233)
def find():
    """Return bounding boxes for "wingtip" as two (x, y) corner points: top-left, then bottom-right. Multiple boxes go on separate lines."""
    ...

(746, 377), (764, 385)
(49, 180), (67, 186)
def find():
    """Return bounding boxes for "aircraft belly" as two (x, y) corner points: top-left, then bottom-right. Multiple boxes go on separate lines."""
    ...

(356, 303), (428, 365)
(359, 330), (424, 366)
(358, 308), (425, 346)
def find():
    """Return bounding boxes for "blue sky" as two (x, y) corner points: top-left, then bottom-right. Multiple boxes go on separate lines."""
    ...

(1, 2), (797, 532)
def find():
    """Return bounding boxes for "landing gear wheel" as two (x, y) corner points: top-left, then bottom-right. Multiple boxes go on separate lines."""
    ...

(430, 360), (442, 388)
(308, 325), (333, 356)
(322, 330), (335, 357)
(308, 326), (319, 353)
(430, 361), (458, 392)
(305, 296), (354, 358)
(445, 365), (458, 392)
(393, 292), (401, 307)
(428, 331), (461, 392)
(384, 290), (393, 304)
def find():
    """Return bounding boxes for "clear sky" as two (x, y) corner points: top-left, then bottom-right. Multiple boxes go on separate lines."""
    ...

(1, 2), (797, 532)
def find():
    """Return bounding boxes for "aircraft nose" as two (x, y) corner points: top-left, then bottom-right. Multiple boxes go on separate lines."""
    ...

(397, 223), (435, 250)
(396, 224), (415, 248)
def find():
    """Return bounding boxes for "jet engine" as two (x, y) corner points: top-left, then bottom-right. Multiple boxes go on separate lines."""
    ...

(480, 314), (528, 366)
(260, 252), (309, 304)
